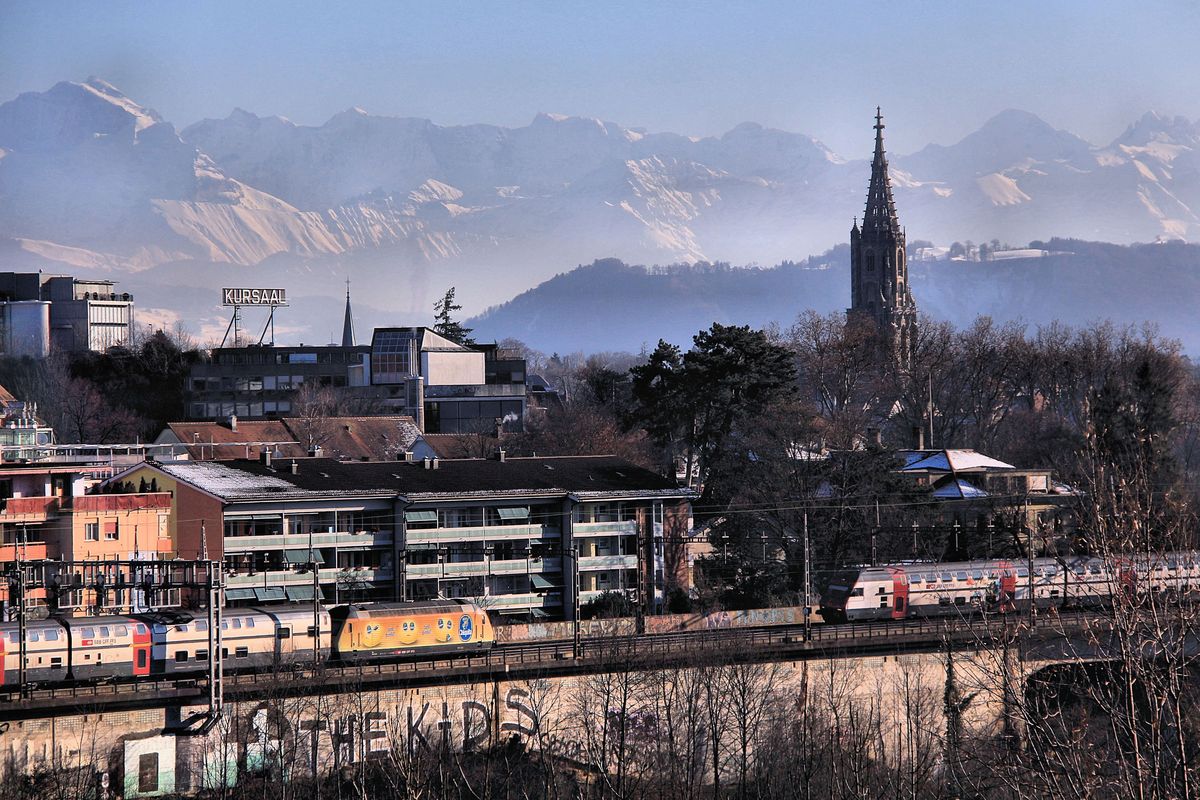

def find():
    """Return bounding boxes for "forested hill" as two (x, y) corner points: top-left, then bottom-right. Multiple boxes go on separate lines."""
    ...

(468, 240), (1200, 354)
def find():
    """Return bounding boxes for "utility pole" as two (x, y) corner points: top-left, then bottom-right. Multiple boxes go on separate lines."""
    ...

(310, 528), (320, 673)
(1025, 499), (1035, 629)
(873, 500), (880, 567)
(803, 511), (812, 642)
(569, 545), (581, 658)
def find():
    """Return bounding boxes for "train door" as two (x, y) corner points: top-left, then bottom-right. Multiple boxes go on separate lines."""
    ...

(0, 632), (5, 688)
(997, 563), (1017, 613)
(891, 569), (909, 620)
(132, 623), (150, 677)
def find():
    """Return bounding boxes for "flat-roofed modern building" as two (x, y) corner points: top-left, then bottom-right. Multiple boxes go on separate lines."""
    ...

(112, 454), (693, 620)
(0, 272), (134, 353)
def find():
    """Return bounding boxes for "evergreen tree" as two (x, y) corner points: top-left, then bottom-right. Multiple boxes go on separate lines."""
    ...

(432, 287), (474, 345)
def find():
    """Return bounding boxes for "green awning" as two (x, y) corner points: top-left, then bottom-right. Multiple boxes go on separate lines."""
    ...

(224, 588), (255, 601)
(531, 573), (559, 590)
(497, 507), (530, 520)
(405, 510), (438, 523)
(285, 585), (326, 602)
(284, 549), (325, 565)
(254, 587), (286, 602)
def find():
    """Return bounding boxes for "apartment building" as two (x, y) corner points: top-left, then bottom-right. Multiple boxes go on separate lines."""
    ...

(113, 453), (693, 620)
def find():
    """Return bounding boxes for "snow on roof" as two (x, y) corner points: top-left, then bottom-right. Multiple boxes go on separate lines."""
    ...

(145, 460), (388, 501)
(931, 479), (990, 499)
(901, 449), (1015, 473)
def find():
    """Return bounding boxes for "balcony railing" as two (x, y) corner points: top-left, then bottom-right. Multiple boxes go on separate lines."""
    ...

(0, 496), (60, 520)
(225, 566), (392, 587)
(573, 520), (637, 536)
(480, 592), (563, 609)
(579, 554), (638, 571)
(223, 530), (394, 551)
(406, 524), (547, 543)
(405, 556), (563, 578)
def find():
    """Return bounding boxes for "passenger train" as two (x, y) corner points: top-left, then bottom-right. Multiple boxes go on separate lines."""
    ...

(0, 599), (493, 688)
(820, 553), (1200, 622)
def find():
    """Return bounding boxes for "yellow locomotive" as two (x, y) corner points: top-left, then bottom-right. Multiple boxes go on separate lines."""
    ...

(330, 599), (494, 662)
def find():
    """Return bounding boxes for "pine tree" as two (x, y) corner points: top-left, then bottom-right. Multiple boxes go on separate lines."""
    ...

(432, 287), (474, 346)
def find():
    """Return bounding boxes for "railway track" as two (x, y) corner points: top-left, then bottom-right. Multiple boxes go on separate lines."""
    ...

(0, 609), (1108, 718)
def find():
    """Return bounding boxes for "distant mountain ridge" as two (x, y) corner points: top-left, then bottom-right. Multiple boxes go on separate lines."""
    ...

(2, 78), (1200, 341)
(468, 241), (1200, 355)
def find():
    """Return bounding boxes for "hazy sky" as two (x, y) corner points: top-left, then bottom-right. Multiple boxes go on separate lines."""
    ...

(4, 1), (1200, 156)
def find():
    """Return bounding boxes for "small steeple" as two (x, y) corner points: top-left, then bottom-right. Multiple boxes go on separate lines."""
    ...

(341, 278), (355, 347)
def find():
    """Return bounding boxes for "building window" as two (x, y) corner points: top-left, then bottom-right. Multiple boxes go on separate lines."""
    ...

(653, 502), (664, 525)
(103, 521), (119, 541)
(85, 522), (99, 541)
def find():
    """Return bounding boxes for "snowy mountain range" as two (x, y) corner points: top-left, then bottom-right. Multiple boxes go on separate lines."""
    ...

(1, 78), (1199, 342)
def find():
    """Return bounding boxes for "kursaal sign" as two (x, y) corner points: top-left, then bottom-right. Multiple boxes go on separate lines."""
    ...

(222, 288), (288, 306)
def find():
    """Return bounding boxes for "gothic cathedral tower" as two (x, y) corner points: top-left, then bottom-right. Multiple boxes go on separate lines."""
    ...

(850, 108), (917, 367)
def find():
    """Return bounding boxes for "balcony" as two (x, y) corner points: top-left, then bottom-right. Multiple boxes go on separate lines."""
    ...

(223, 530), (394, 551)
(579, 554), (638, 571)
(225, 566), (392, 587)
(0, 496), (61, 522)
(406, 524), (548, 544)
(573, 520), (636, 537)
(481, 592), (563, 609)
(405, 556), (562, 578)
(580, 588), (638, 604)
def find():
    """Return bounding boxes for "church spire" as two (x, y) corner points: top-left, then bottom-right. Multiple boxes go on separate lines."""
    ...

(849, 107), (917, 368)
(341, 279), (355, 347)
(863, 106), (900, 236)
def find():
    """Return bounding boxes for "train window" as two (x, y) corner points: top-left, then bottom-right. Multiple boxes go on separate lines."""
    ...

(277, 629), (291, 639)
(232, 619), (242, 629)
(99, 626), (111, 638)
(177, 624), (189, 632)
(221, 648), (228, 659)
(939, 597), (951, 605)
(941, 573), (952, 582)
(195, 622), (208, 632)
(220, 621), (228, 630)
(954, 597), (966, 605)
(235, 647), (249, 659)
(137, 650), (147, 669)
(195, 650), (208, 660)
(1089, 566), (1101, 575)
(246, 619), (255, 628)
(850, 588), (863, 597)
(972, 571), (983, 580)
(5, 633), (15, 644)
(879, 597), (888, 608)
(1017, 569), (1029, 578)
(81, 628), (95, 639)
(45, 629), (59, 641)
(895, 597), (906, 611)
(50, 657), (61, 667)
(116, 626), (128, 637)
(30, 631), (40, 642)
(175, 651), (188, 663)
(877, 587), (886, 595)
(306, 626), (318, 637)
(910, 575), (922, 583)
(136, 624), (146, 635)
(956, 572), (968, 581)
(1050, 590), (1060, 597)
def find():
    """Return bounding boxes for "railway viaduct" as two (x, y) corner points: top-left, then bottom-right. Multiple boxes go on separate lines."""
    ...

(0, 611), (1135, 797)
